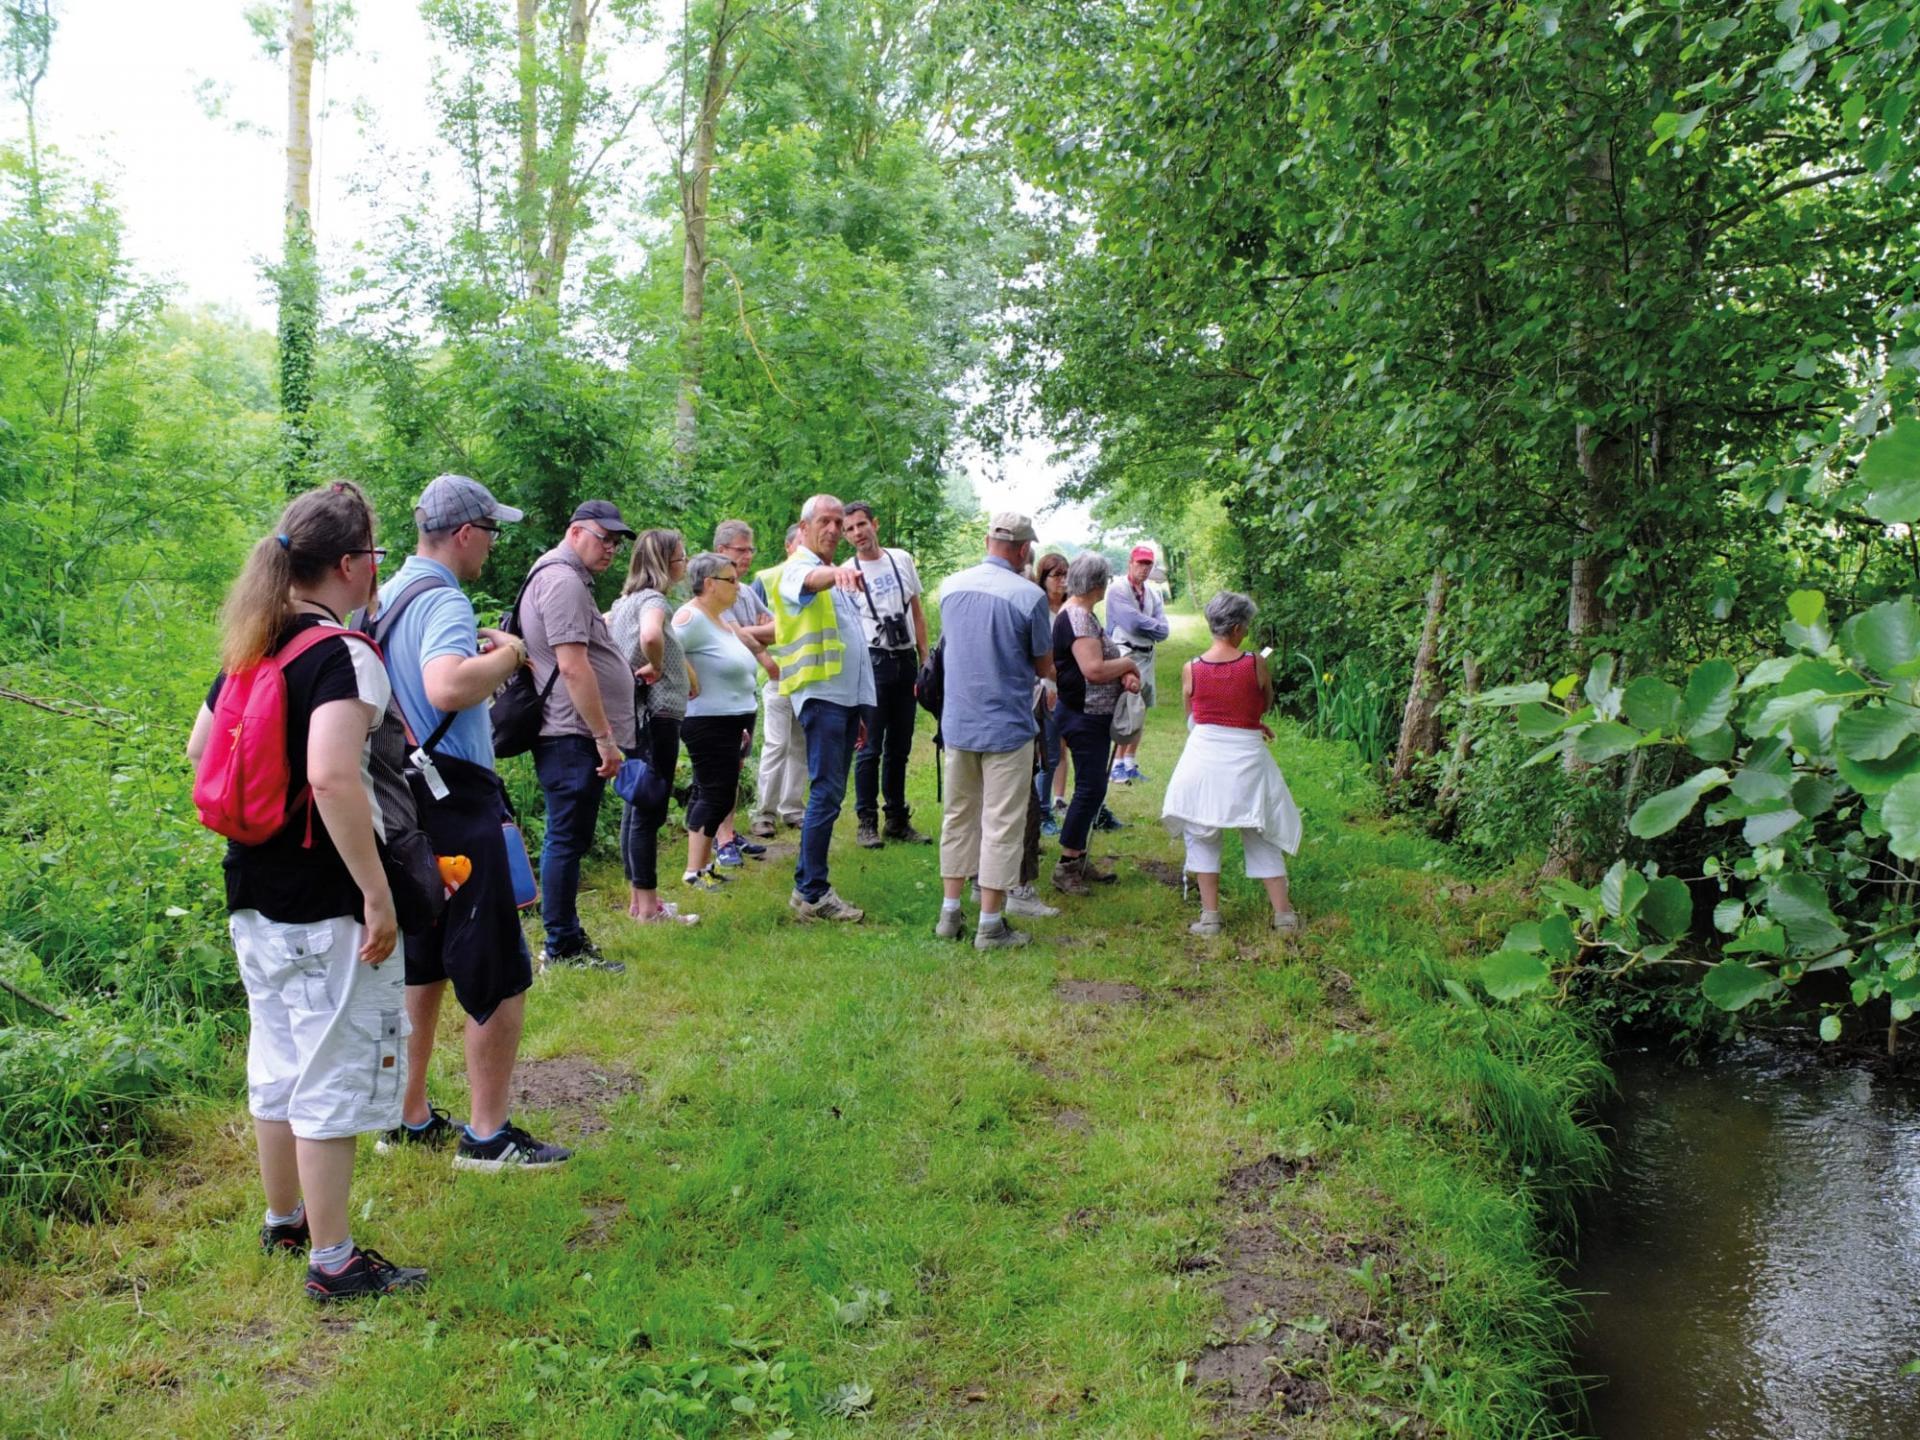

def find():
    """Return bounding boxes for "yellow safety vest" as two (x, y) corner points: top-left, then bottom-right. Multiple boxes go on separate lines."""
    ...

(763, 558), (845, 697)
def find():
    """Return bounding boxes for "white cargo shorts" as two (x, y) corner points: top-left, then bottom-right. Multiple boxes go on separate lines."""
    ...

(230, 909), (408, 1140)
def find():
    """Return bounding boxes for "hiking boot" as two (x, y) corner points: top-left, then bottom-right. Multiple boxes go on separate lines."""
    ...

(304, 1247), (428, 1302)
(260, 1213), (310, 1256)
(883, 818), (932, 845)
(1005, 883), (1060, 919)
(750, 816), (778, 839)
(974, 918), (1031, 951)
(790, 888), (865, 923)
(1189, 910), (1224, 937)
(1082, 855), (1119, 885)
(453, 1121), (573, 1172)
(1052, 856), (1093, 897)
(376, 1106), (455, 1154)
(780, 813), (806, 829)
(934, 907), (967, 940)
(856, 819), (884, 849)
(1272, 909), (1302, 934)
(538, 941), (625, 975)
(715, 840), (745, 868)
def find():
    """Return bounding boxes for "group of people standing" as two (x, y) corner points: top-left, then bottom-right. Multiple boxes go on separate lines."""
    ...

(191, 474), (1302, 1303)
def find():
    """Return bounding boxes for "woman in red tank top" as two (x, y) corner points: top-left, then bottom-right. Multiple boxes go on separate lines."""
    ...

(1160, 591), (1303, 937)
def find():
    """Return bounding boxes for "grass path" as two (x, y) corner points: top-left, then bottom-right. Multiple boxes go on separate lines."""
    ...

(2, 614), (1604, 1439)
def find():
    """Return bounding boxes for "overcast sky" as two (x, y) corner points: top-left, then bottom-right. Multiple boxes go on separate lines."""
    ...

(3, 1), (1100, 542)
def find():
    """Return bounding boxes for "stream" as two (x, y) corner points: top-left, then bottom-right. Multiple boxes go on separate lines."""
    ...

(1573, 1041), (1920, 1439)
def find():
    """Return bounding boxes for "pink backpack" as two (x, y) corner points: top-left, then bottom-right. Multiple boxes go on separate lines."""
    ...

(194, 627), (376, 845)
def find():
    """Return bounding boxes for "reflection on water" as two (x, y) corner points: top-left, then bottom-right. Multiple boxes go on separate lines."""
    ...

(1574, 1041), (1920, 1440)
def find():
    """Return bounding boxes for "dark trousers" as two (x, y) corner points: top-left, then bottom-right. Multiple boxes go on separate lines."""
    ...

(796, 699), (859, 901)
(1035, 700), (1062, 806)
(1055, 704), (1113, 852)
(619, 717), (681, 891)
(1021, 733), (1044, 886)
(855, 649), (919, 825)
(534, 734), (606, 955)
(682, 714), (752, 838)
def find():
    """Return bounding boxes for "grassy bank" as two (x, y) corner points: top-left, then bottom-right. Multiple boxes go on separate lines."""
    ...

(1, 613), (1604, 1438)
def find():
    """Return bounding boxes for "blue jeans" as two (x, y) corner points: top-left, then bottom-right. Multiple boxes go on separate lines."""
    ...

(795, 699), (859, 901)
(533, 734), (605, 955)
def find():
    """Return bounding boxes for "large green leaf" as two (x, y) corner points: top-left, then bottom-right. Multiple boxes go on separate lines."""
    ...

(1835, 704), (1914, 762)
(1628, 767), (1731, 837)
(1881, 772), (1920, 860)
(1681, 660), (1737, 737)
(1844, 596), (1920, 677)
(1860, 419), (1920, 523)
(1573, 721), (1641, 763)
(1702, 961), (1784, 1011)
(1836, 734), (1920, 794)
(1623, 676), (1684, 733)
(1479, 949), (1551, 1000)
(1515, 702), (1570, 739)
(1642, 875), (1693, 939)
(1539, 912), (1577, 962)
(1764, 874), (1846, 953)
(1476, 682), (1552, 706)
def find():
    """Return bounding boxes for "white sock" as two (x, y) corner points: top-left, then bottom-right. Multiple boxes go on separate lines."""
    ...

(980, 907), (1004, 927)
(310, 1237), (354, 1271)
(265, 1201), (304, 1228)
(941, 897), (962, 914)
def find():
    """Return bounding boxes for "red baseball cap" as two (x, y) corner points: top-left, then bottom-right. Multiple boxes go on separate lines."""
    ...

(1129, 545), (1155, 563)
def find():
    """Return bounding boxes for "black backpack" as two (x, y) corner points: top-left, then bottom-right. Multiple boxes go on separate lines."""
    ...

(490, 561), (568, 759)
(915, 636), (947, 799)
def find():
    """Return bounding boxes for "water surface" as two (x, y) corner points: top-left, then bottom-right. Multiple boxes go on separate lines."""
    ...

(1574, 1041), (1920, 1439)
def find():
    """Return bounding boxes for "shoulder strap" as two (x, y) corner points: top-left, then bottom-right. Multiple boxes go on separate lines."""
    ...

(505, 559), (573, 634)
(370, 574), (453, 648)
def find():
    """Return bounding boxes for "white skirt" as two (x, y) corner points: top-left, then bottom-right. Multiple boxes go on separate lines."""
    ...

(1160, 724), (1302, 854)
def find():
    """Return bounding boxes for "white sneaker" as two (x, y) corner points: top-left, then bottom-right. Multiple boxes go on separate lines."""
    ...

(1005, 884), (1060, 919)
(790, 888), (865, 923)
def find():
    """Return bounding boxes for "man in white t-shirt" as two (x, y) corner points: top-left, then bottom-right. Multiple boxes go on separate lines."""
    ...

(845, 501), (930, 849)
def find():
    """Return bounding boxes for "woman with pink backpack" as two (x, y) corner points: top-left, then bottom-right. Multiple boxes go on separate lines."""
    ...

(186, 481), (428, 1303)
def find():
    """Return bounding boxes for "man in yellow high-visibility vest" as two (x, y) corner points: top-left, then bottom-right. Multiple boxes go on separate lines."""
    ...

(768, 494), (875, 921)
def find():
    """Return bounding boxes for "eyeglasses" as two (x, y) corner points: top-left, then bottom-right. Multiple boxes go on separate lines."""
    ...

(582, 524), (626, 547)
(468, 521), (501, 536)
(343, 547), (388, 565)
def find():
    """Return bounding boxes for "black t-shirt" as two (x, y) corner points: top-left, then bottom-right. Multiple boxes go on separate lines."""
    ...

(206, 615), (389, 924)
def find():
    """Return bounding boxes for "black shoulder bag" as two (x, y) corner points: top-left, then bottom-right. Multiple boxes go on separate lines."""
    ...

(491, 561), (569, 759)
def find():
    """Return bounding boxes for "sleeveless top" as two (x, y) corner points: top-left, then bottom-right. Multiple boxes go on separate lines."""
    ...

(1189, 652), (1264, 729)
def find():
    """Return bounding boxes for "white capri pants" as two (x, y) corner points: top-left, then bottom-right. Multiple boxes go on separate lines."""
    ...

(1182, 824), (1290, 880)
(231, 909), (408, 1140)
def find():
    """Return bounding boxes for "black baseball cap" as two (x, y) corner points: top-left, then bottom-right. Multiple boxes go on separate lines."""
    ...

(569, 500), (635, 537)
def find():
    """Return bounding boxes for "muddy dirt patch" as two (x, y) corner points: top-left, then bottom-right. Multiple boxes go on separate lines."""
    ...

(513, 1057), (645, 1136)
(568, 1199), (628, 1250)
(1136, 858), (1186, 891)
(1054, 979), (1144, 1005)
(1051, 1107), (1092, 1134)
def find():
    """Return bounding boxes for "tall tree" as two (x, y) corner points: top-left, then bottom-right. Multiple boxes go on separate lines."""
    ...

(276, 0), (317, 490)
(2, 0), (52, 218)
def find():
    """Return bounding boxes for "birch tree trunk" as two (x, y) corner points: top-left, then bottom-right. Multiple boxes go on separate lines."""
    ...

(278, 0), (317, 492)
(532, 0), (592, 304)
(1391, 568), (1449, 788)
(515, 0), (541, 285)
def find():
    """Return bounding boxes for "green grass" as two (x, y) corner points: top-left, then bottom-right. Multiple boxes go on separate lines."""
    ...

(0, 612), (1602, 1438)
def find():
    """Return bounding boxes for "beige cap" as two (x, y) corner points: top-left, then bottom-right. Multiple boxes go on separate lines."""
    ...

(987, 511), (1036, 543)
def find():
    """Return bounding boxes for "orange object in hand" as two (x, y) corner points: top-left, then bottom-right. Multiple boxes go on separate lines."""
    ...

(437, 855), (472, 892)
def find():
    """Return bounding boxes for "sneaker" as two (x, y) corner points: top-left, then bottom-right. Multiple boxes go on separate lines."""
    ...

(974, 918), (1031, 951)
(790, 888), (865, 923)
(260, 1213), (311, 1256)
(376, 1106), (455, 1154)
(1272, 909), (1302, 934)
(750, 816), (778, 839)
(1127, 762), (1148, 782)
(454, 1122), (574, 1172)
(1092, 805), (1126, 832)
(883, 819), (932, 845)
(1189, 910), (1224, 937)
(715, 840), (745, 868)
(304, 1247), (428, 1302)
(684, 869), (726, 893)
(934, 907), (967, 940)
(1051, 857), (1093, 897)
(1005, 884), (1061, 919)
(1040, 814), (1061, 838)
(1109, 762), (1130, 785)
(736, 840), (768, 857)
(537, 941), (625, 975)
(856, 820), (884, 849)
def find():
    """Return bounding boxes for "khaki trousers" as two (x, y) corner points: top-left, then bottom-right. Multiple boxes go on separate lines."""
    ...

(941, 746), (1032, 894)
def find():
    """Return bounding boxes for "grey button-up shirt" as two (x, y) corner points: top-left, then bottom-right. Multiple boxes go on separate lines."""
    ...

(937, 556), (1052, 753)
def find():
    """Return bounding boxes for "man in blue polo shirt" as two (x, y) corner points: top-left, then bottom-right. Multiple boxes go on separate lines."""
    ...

(933, 512), (1055, 949)
(372, 474), (570, 1172)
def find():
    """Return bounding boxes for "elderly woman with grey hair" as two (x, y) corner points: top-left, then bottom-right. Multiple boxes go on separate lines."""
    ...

(1049, 551), (1141, 896)
(1160, 591), (1302, 935)
(673, 552), (779, 900)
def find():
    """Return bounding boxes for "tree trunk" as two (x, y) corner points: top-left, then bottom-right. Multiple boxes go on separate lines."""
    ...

(530, 0), (592, 304)
(1391, 568), (1449, 789)
(515, 0), (541, 286)
(1434, 652), (1482, 831)
(673, 4), (742, 472)
(278, 0), (318, 492)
